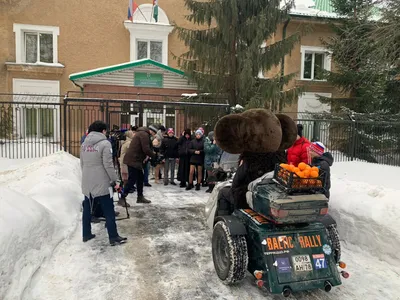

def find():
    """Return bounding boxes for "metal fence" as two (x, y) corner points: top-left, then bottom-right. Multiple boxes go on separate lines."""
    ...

(63, 92), (230, 157)
(293, 113), (400, 166)
(1, 93), (399, 166)
(0, 94), (63, 159)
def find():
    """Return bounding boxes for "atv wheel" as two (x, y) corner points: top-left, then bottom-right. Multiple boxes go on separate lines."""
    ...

(212, 221), (248, 285)
(326, 224), (341, 263)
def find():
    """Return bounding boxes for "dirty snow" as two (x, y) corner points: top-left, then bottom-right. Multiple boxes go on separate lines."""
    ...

(1, 154), (400, 300)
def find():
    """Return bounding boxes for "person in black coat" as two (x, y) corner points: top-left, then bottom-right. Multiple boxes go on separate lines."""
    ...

(161, 128), (179, 185)
(218, 151), (287, 215)
(177, 129), (192, 188)
(187, 129), (205, 191)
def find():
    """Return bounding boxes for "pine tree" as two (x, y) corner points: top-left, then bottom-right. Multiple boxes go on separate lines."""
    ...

(364, 0), (400, 69)
(320, 0), (400, 164)
(173, 0), (300, 110)
(320, 0), (387, 112)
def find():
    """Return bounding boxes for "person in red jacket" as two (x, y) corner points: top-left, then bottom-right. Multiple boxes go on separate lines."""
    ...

(286, 124), (311, 166)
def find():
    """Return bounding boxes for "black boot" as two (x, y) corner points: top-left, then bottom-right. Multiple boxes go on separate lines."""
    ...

(137, 195), (151, 204)
(195, 184), (200, 191)
(180, 182), (186, 188)
(110, 235), (127, 246)
(83, 234), (96, 242)
(186, 183), (194, 190)
(205, 184), (215, 193)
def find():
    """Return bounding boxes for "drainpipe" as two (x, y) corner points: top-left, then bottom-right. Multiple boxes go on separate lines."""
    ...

(281, 18), (291, 79)
(71, 80), (84, 93)
(279, 17), (291, 112)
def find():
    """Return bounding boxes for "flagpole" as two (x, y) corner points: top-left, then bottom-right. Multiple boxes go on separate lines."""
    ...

(150, 3), (154, 23)
(137, 7), (148, 22)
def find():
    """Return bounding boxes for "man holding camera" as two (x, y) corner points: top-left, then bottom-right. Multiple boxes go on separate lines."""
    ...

(80, 121), (127, 246)
(120, 126), (157, 203)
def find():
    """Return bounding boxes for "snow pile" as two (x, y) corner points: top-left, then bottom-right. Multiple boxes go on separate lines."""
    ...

(16, 160), (400, 300)
(0, 151), (82, 300)
(329, 161), (400, 264)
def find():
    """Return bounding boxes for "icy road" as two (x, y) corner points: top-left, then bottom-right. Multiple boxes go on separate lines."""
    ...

(22, 182), (400, 300)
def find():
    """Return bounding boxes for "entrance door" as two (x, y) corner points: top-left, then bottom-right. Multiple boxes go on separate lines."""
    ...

(12, 79), (60, 141)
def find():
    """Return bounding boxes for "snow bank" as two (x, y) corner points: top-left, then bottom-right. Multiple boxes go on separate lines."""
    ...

(0, 151), (82, 300)
(329, 161), (400, 264)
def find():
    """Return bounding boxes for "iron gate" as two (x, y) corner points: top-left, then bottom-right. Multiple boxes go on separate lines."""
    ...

(63, 92), (230, 156)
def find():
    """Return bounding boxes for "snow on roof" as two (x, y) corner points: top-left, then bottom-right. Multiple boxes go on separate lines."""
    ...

(288, 0), (381, 20)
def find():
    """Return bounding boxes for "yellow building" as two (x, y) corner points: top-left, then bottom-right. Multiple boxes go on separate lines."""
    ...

(0, 0), (342, 154)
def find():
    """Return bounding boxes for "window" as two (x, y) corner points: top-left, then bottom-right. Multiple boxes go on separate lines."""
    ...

(124, 4), (173, 64)
(300, 46), (331, 81)
(13, 24), (60, 65)
(25, 32), (53, 63)
(12, 79), (60, 141)
(136, 40), (163, 62)
(25, 108), (54, 138)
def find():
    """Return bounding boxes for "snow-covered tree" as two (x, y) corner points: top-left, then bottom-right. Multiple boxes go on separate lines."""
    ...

(174, 0), (301, 110)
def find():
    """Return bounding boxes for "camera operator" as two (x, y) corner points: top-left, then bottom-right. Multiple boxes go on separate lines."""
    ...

(80, 120), (127, 246)
(120, 126), (157, 204)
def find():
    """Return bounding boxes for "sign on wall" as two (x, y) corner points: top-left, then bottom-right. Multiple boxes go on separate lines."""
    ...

(134, 72), (163, 88)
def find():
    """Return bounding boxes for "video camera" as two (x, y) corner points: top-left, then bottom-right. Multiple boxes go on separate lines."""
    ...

(107, 125), (128, 141)
(149, 153), (164, 167)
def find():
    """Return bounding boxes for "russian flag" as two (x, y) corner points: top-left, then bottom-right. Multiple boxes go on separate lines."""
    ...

(128, 0), (138, 21)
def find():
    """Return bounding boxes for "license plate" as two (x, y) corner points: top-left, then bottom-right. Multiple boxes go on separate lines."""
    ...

(292, 255), (313, 272)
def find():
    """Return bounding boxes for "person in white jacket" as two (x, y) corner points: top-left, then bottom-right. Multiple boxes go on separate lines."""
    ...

(80, 120), (127, 246)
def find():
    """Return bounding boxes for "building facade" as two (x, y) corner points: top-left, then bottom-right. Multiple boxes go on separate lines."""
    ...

(1, 0), (340, 141)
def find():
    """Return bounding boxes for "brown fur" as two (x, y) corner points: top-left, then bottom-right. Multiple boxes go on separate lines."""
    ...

(214, 109), (283, 154)
(275, 114), (297, 150)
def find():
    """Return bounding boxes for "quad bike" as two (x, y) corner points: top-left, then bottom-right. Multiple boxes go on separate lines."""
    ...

(204, 163), (349, 297)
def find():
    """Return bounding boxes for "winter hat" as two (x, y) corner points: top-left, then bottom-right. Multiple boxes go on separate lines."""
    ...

(159, 125), (166, 132)
(309, 142), (325, 156)
(195, 129), (203, 137)
(184, 129), (191, 136)
(297, 124), (304, 137)
(208, 131), (214, 142)
(148, 124), (158, 134)
(167, 128), (174, 134)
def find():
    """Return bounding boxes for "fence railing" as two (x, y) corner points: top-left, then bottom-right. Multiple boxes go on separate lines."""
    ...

(294, 117), (400, 166)
(63, 93), (230, 157)
(1, 93), (399, 166)
(0, 94), (63, 159)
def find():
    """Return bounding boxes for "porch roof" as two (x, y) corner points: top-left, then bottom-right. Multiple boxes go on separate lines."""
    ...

(69, 59), (184, 81)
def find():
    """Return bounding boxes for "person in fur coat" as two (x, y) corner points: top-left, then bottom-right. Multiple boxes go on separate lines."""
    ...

(119, 130), (135, 191)
(213, 110), (297, 215)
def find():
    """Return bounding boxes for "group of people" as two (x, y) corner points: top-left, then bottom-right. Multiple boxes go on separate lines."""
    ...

(119, 125), (223, 195)
(79, 121), (224, 246)
(79, 117), (333, 246)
